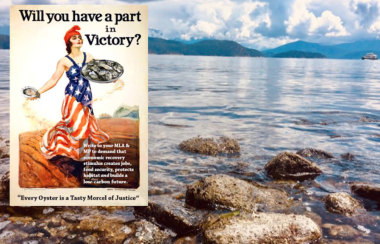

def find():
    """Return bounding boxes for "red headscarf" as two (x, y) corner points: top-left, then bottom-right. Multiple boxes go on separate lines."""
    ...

(64, 25), (81, 44)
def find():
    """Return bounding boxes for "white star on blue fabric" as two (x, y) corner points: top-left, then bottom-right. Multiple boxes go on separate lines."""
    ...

(71, 68), (76, 75)
(74, 77), (79, 81)
(79, 79), (83, 86)
(84, 95), (89, 101)
(86, 86), (91, 92)
(69, 85), (73, 91)
(75, 89), (81, 96)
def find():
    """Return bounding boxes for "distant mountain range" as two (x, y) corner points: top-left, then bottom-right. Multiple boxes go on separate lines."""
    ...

(1, 33), (378, 60)
(113, 105), (139, 119)
(273, 51), (326, 59)
(149, 38), (263, 57)
(0, 35), (9, 49)
(263, 40), (380, 59)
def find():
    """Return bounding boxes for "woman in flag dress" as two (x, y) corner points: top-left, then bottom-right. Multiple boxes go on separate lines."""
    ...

(28, 25), (112, 161)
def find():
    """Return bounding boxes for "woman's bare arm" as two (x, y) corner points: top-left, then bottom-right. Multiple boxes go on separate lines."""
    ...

(87, 53), (95, 62)
(28, 59), (65, 100)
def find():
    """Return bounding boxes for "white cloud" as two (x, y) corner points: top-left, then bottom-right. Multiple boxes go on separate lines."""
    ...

(350, 0), (380, 34)
(285, 0), (349, 37)
(159, 0), (274, 47)
(369, 21), (380, 33)
(1, 0), (380, 49)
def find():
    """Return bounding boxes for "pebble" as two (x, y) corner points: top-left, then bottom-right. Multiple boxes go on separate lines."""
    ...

(357, 225), (371, 234)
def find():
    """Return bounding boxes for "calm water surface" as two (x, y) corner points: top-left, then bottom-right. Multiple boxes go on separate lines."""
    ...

(148, 54), (380, 242)
(1, 51), (379, 242)
(148, 54), (380, 185)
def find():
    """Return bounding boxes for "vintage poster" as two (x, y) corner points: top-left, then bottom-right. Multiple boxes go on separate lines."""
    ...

(10, 5), (148, 206)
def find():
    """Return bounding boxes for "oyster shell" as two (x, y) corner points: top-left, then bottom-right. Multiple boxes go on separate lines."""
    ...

(112, 71), (119, 78)
(104, 71), (112, 80)
(98, 63), (113, 70)
(89, 71), (98, 79)
(115, 65), (123, 73)
(81, 59), (123, 83)
(99, 70), (107, 76)
(21, 86), (39, 98)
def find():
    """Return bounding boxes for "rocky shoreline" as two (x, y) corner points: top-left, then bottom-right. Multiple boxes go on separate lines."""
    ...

(0, 136), (379, 243)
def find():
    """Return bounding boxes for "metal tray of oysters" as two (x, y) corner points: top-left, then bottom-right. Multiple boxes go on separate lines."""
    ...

(81, 59), (123, 83)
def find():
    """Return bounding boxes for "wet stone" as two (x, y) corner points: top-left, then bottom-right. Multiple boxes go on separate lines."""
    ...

(134, 195), (204, 233)
(42, 207), (54, 215)
(84, 235), (98, 244)
(341, 152), (355, 161)
(0, 171), (9, 201)
(202, 212), (321, 244)
(124, 219), (171, 244)
(0, 220), (10, 231)
(322, 223), (361, 239)
(8, 216), (33, 225)
(179, 136), (240, 156)
(296, 148), (334, 159)
(324, 238), (374, 244)
(295, 119), (313, 125)
(22, 241), (39, 244)
(78, 215), (129, 243)
(60, 212), (80, 223)
(186, 174), (291, 212)
(351, 183), (380, 202)
(264, 152), (322, 181)
(0, 144), (9, 159)
(323, 192), (365, 217)
(360, 116), (380, 123)
(0, 230), (29, 243)
(173, 235), (197, 244)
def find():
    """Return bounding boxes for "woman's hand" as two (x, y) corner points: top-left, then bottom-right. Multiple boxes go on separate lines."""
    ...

(26, 89), (41, 101)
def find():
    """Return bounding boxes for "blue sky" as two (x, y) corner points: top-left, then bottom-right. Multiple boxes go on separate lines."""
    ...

(2, 0), (380, 49)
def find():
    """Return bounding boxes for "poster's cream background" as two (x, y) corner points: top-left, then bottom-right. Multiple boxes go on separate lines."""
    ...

(10, 5), (148, 206)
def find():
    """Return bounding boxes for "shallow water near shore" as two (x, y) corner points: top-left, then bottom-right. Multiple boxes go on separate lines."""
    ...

(1, 50), (380, 242)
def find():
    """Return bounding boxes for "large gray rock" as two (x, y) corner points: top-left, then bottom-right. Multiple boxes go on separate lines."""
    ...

(296, 148), (334, 159)
(186, 174), (291, 212)
(265, 152), (322, 181)
(179, 136), (240, 156)
(351, 183), (380, 202)
(202, 212), (321, 244)
(134, 195), (204, 233)
(323, 192), (365, 217)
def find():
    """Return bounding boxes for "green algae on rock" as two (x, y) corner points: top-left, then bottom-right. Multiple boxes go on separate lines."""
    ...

(179, 136), (240, 156)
